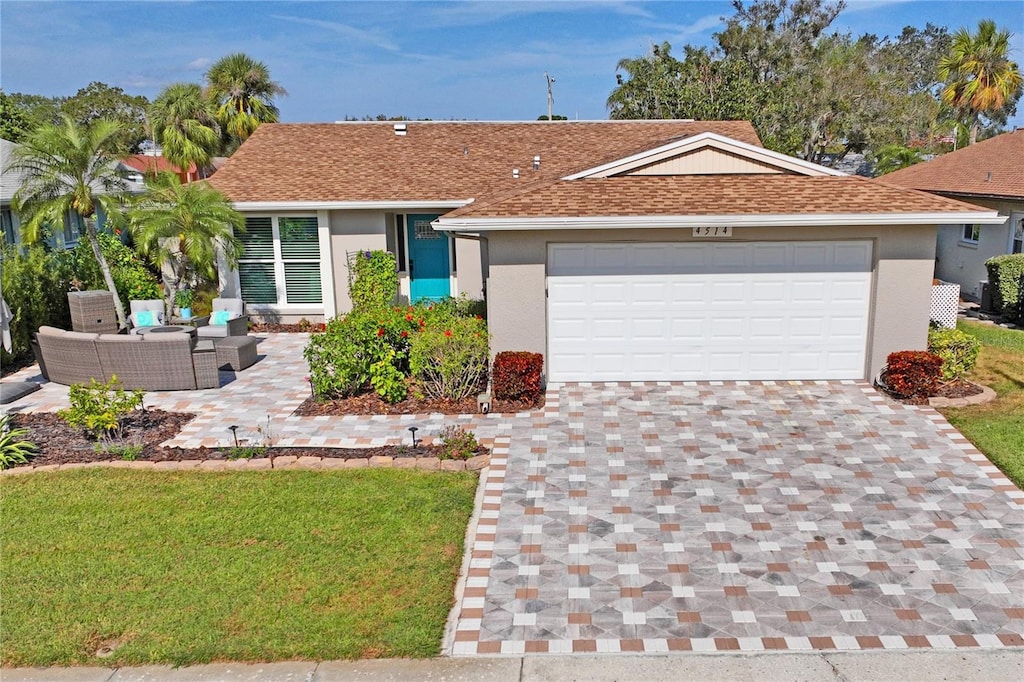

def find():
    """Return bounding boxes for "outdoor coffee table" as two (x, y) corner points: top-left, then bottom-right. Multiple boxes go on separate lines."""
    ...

(137, 325), (197, 340)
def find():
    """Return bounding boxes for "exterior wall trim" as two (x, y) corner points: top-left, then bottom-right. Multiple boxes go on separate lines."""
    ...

(438, 212), (1006, 231)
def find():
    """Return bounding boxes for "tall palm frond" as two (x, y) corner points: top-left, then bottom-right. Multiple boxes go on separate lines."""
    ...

(149, 83), (220, 172)
(205, 53), (286, 142)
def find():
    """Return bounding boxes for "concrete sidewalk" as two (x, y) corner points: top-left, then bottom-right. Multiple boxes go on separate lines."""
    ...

(5, 650), (1022, 682)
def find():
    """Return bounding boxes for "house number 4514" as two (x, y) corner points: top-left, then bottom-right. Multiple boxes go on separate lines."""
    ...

(692, 226), (732, 237)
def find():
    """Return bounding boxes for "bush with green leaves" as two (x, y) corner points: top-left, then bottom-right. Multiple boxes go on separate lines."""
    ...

(437, 425), (479, 460)
(985, 253), (1024, 320)
(58, 376), (145, 449)
(927, 326), (982, 381)
(0, 415), (38, 469)
(304, 306), (415, 400)
(68, 233), (163, 312)
(348, 250), (398, 310)
(0, 244), (75, 365)
(409, 314), (489, 401)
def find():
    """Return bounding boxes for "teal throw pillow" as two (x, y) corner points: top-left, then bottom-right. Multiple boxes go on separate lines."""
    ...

(212, 310), (232, 325)
(134, 310), (155, 327)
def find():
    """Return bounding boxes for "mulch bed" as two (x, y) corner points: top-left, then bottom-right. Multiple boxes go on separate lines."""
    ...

(878, 379), (985, 405)
(1, 353), (36, 378)
(8, 411), (487, 468)
(250, 322), (324, 334)
(294, 392), (543, 416)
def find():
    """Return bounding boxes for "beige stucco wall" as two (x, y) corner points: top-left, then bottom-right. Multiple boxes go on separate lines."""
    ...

(454, 235), (485, 299)
(631, 148), (783, 176)
(933, 197), (1019, 299)
(486, 225), (939, 381)
(329, 210), (388, 315)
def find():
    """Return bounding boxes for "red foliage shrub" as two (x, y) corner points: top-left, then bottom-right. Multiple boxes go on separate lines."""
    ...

(883, 350), (943, 398)
(492, 351), (544, 403)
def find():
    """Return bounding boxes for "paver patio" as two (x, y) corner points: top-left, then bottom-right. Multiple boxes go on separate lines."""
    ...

(450, 382), (1024, 655)
(4, 336), (1022, 655)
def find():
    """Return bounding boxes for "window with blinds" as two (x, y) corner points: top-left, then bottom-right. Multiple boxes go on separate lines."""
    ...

(236, 216), (322, 305)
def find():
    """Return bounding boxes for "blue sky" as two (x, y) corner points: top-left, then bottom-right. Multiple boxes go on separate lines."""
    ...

(2, 1), (1022, 126)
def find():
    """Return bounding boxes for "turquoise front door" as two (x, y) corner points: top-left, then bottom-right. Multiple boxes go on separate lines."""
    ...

(407, 214), (451, 301)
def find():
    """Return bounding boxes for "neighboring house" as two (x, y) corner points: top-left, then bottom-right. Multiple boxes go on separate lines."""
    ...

(118, 154), (196, 184)
(208, 120), (1001, 383)
(884, 130), (1022, 301)
(2, 137), (145, 249)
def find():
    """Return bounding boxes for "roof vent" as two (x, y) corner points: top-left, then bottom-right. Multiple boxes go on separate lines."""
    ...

(986, 171), (992, 182)
(393, 123), (407, 136)
(533, 155), (541, 171)
(512, 168), (520, 179)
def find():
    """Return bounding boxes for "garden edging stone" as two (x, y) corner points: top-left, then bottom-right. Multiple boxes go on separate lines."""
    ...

(929, 382), (998, 408)
(1, 454), (487, 476)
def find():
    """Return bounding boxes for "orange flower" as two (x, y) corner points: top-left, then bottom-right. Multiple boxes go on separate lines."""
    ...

(406, 314), (414, 321)
(444, 330), (452, 337)
(401, 330), (408, 338)
(377, 328), (386, 336)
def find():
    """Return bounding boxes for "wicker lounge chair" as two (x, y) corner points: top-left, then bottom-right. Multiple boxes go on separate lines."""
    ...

(195, 298), (249, 338)
(127, 299), (168, 334)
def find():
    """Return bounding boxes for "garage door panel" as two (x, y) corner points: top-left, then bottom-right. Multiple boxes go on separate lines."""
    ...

(547, 241), (871, 382)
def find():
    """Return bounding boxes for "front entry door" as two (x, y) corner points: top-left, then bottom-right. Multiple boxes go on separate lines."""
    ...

(407, 214), (451, 301)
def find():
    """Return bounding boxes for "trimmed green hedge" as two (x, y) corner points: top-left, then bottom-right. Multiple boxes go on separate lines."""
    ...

(985, 253), (1024, 320)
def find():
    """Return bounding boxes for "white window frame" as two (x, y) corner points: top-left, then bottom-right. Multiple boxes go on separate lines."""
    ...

(1010, 215), (1023, 255)
(236, 213), (330, 310)
(960, 223), (980, 245)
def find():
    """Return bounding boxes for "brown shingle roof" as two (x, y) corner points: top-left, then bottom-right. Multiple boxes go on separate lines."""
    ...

(882, 129), (1024, 199)
(207, 120), (761, 203)
(444, 175), (987, 219)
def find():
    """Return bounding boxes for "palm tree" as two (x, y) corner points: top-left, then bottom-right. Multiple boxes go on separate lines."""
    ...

(9, 115), (131, 328)
(149, 83), (220, 175)
(938, 20), (1023, 145)
(128, 172), (244, 314)
(205, 53), (286, 145)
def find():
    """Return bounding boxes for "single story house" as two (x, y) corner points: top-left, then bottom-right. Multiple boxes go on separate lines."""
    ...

(883, 129), (1022, 301)
(207, 120), (1001, 383)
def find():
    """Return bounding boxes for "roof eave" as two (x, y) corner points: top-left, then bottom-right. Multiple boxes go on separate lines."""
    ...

(435, 211), (1007, 232)
(231, 199), (474, 212)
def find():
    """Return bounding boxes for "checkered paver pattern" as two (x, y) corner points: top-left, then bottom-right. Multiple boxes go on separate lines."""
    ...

(3, 334), (525, 448)
(450, 381), (1024, 655)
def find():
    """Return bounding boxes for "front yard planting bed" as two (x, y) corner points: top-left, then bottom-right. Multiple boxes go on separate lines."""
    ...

(7, 412), (488, 468)
(1, 468), (478, 666)
(938, 319), (1024, 489)
(294, 392), (542, 416)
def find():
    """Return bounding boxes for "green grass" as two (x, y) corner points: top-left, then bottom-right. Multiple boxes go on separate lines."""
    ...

(939, 320), (1024, 488)
(1, 469), (478, 667)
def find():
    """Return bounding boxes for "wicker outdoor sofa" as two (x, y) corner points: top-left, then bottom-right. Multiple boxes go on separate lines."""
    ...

(35, 326), (220, 391)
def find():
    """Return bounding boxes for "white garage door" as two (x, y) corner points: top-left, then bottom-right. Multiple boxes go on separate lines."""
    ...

(547, 241), (872, 382)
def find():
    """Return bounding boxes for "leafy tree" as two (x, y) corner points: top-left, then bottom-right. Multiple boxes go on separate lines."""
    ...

(60, 82), (149, 155)
(870, 144), (925, 175)
(537, 114), (568, 120)
(9, 116), (131, 328)
(3, 92), (61, 133)
(149, 82), (220, 174)
(607, 0), (959, 165)
(0, 91), (32, 142)
(205, 53), (286, 147)
(128, 172), (244, 310)
(939, 20), (1023, 145)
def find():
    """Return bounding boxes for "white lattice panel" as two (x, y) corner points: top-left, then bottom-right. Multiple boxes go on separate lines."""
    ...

(931, 283), (960, 328)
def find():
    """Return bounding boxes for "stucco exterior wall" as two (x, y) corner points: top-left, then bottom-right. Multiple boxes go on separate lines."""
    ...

(933, 197), (1019, 299)
(329, 210), (388, 315)
(454, 235), (485, 300)
(486, 225), (938, 381)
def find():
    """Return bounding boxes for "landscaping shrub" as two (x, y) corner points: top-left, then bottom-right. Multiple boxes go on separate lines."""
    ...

(0, 244), (75, 365)
(883, 350), (943, 398)
(304, 306), (416, 400)
(349, 250), (398, 310)
(68, 233), (163, 312)
(0, 415), (37, 470)
(492, 351), (544, 403)
(59, 376), (145, 450)
(984, 253), (1024, 320)
(409, 314), (489, 401)
(437, 425), (479, 460)
(927, 326), (981, 381)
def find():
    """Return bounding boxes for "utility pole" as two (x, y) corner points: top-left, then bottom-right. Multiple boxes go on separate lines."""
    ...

(545, 72), (555, 121)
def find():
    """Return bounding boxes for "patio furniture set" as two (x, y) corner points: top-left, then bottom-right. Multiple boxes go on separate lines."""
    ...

(34, 291), (259, 391)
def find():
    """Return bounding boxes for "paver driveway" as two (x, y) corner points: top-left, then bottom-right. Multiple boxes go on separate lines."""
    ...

(451, 381), (1024, 655)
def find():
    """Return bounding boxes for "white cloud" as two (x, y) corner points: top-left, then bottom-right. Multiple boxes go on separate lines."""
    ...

(185, 57), (213, 71)
(269, 14), (399, 51)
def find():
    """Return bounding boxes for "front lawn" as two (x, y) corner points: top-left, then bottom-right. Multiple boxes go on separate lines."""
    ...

(1, 469), (478, 667)
(939, 319), (1024, 488)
